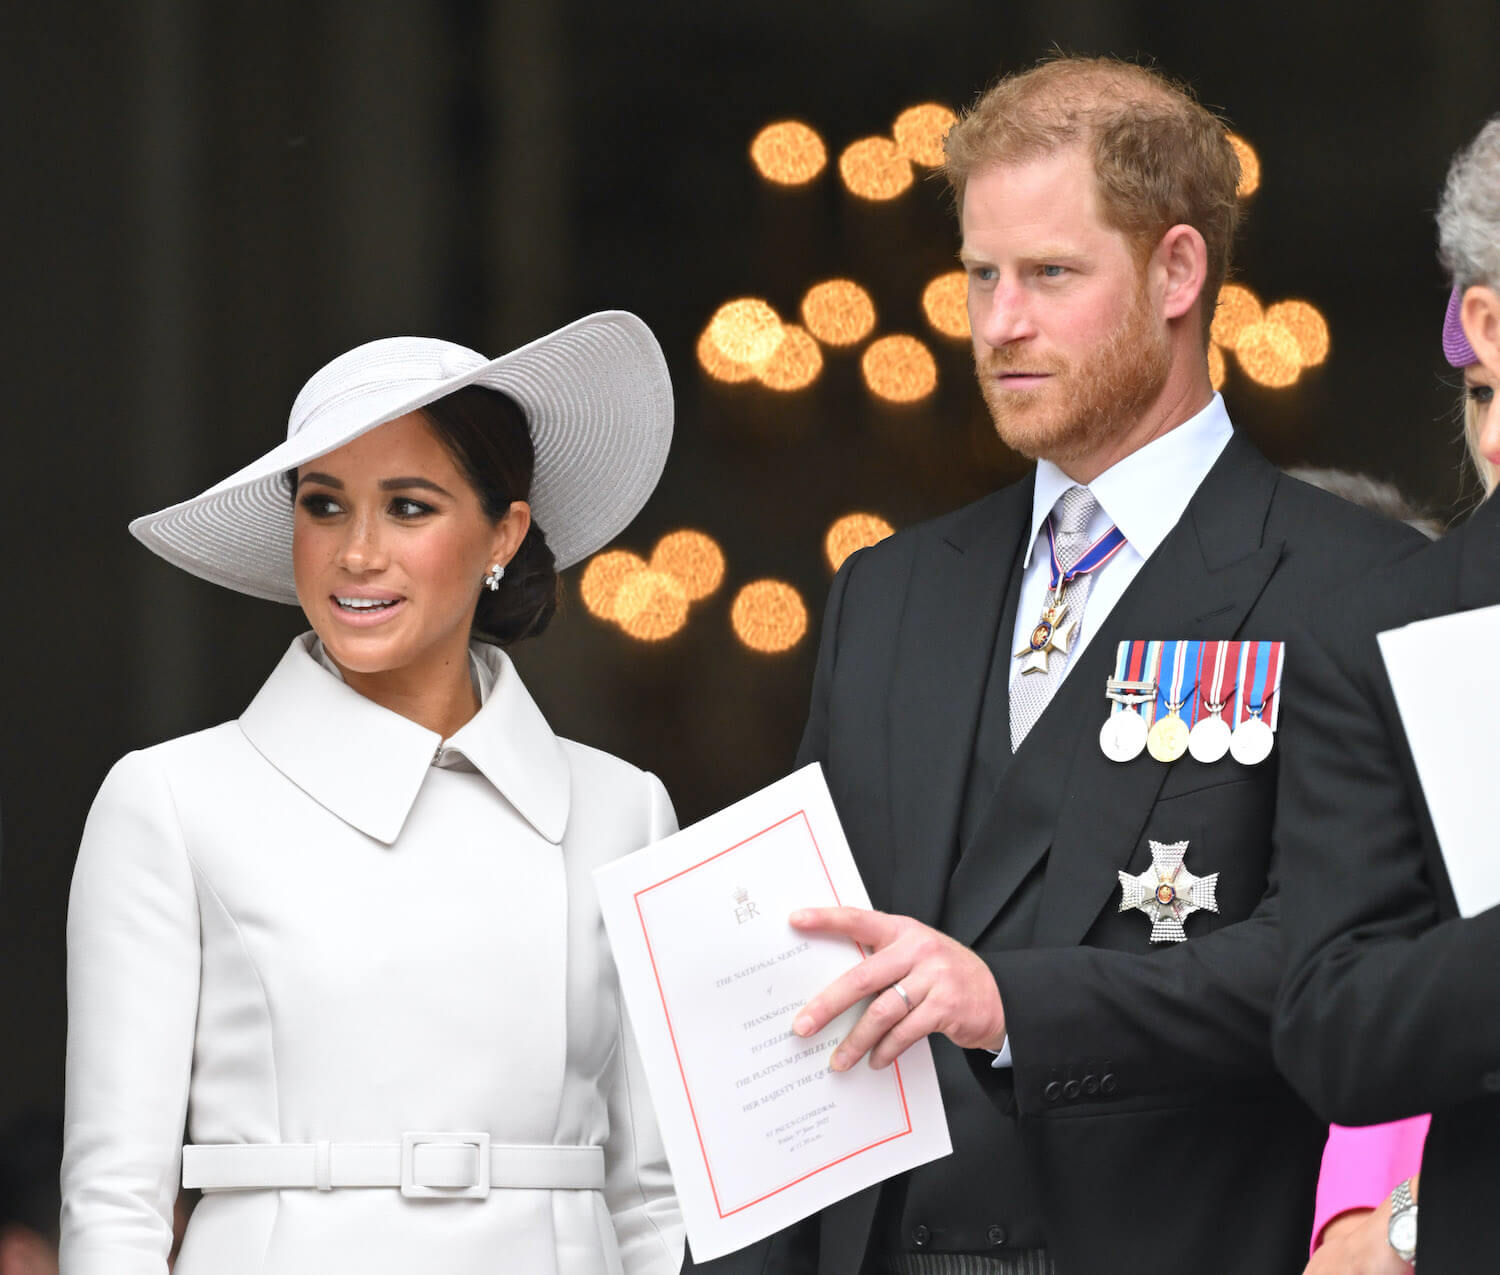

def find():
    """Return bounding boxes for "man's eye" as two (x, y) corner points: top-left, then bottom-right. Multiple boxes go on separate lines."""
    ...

(971, 266), (997, 283)
(298, 494), (341, 517)
(1040, 265), (1067, 278)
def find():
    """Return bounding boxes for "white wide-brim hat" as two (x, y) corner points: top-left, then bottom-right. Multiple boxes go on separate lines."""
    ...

(129, 310), (673, 603)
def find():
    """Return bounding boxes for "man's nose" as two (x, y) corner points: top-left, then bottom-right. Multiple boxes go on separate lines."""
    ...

(973, 280), (1035, 348)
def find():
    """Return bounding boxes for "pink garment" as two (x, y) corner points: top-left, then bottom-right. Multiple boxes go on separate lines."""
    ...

(1312, 1116), (1431, 1252)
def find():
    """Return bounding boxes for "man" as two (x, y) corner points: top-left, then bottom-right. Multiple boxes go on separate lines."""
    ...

(686, 57), (1421, 1275)
(1273, 117), (1500, 1273)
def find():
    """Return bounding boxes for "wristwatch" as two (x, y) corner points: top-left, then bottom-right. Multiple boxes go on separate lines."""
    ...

(1387, 1176), (1418, 1265)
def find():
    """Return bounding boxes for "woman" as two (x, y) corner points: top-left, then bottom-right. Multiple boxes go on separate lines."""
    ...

(1301, 286), (1493, 1274)
(1273, 116), (1500, 1272)
(59, 314), (684, 1275)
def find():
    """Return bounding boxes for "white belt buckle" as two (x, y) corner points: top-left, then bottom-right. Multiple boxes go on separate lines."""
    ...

(400, 1131), (491, 1200)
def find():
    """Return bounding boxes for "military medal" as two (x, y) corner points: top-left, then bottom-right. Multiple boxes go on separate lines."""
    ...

(1099, 640), (1159, 763)
(1230, 641), (1283, 766)
(1118, 838), (1220, 943)
(1187, 639), (1237, 764)
(1146, 640), (1197, 763)
(1014, 512), (1127, 675)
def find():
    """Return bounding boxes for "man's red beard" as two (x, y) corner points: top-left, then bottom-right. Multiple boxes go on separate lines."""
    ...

(975, 284), (1171, 470)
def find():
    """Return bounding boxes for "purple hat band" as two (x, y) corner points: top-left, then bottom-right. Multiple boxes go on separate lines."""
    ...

(1444, 286), (1479, 368)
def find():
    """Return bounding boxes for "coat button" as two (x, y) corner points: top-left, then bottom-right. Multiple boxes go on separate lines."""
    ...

(1483, 1069), (1500, 1094)
(1101, 1073), (1118, 1095)
(912, 1224), (931, 1248)
(987, 1225), (1008, 1246)
(1043, 1081), (1062, 1103)
(1063, 1080), (1081, 1100)
(1082, 1074), (1099, 1095)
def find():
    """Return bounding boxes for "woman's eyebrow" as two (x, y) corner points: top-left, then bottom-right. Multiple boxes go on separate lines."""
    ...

(379, 477), (455, 498)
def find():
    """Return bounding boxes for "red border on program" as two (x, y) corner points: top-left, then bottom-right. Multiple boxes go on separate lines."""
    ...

(632, 809), (914, 1219)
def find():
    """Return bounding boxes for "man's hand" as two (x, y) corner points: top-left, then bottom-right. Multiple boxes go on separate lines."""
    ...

(788, 907), (1006, 1071)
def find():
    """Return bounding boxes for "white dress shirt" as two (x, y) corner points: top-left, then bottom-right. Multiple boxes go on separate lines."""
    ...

(991, 393), (1234, 1068)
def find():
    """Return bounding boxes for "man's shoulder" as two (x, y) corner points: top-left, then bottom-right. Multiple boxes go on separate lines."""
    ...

(1267, 469), (1429, 566)
(847, 481), (1029, 575)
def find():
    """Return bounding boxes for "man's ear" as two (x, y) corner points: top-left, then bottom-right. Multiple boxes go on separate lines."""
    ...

(1462, 284), (1500, 380)
(1154, 224), (1209, 325)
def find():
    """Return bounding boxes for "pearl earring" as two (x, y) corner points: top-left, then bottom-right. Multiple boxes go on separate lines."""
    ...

(483, 564), (505, 592)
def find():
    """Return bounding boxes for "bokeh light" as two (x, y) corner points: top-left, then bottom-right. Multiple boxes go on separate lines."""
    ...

(892, 103), (957, 167)
(731, 580), (809, 653)
(801, 279), (877, 346)
(1235, 321), (1302, 388)
(839, 137), (914, 201)
(922, 271), (970, 339)
(707, 298), (785, 366)
(580, 550), (647, 622)
(1265, 299), (1330, 367)
(1210, 284), (1263, 350)
(650, 530), (725, 602)
(750, 121), (828, 186)
(1208, 343), (1227, 391)
(1227, 134), (1260, 198)
(614, 569), (689, 642)
(756, 324), (824, 391)
(696, 326), (758, 383)
(862, 335), (938, 403)
(825, 513), (895, 572)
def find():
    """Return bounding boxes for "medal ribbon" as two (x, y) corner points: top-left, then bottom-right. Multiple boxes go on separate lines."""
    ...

(1142, 641), (1164, 727)
(1200, 640), (1239, 724)
(1236, 641), (1283, 726)
(1153, 640), (1195, 724)
(1044, 516), (1128, 594)
(1108, 640), (1152, 718)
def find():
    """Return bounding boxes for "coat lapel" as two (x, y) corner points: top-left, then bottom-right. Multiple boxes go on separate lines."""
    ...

(882, 481), (1031, 927)
(944, 433), (1285, 948)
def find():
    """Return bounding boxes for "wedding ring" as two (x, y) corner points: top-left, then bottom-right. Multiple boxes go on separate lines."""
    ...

(890, 982), (912, 1011)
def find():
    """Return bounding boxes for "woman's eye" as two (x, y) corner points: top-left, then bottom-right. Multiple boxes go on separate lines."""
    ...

(390, 498), (434, 518)
(298, 493), (342, 517)
(1468, 384), (1495, 406)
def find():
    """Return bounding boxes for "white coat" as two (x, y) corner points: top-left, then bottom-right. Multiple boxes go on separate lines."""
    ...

(60, 634), (685, 1275)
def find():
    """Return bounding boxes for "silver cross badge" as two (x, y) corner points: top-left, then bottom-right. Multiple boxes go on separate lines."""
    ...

(1118, 839), (1219, 943)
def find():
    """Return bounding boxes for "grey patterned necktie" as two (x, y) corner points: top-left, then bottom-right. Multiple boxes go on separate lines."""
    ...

(1009, 485), (1103, 751)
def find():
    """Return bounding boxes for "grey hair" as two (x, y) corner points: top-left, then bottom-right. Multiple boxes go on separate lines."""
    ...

(1438, 115), (1500, 290)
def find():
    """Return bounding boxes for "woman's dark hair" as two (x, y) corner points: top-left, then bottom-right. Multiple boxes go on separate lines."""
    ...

(419, 384), (559, 646)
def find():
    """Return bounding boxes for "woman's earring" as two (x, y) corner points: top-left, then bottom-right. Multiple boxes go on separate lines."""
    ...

(483, 564), (505, 592)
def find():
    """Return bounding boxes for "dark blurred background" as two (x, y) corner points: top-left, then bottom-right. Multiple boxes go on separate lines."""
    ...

(3, 0), (1497, 1124)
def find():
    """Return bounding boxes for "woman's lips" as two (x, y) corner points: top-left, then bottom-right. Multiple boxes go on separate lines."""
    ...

(329, 595), (407, 627)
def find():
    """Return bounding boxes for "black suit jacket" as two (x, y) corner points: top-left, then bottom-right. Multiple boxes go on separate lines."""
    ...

(1273, 492), (1500, 1274)
(686, 432), (1422, 1275)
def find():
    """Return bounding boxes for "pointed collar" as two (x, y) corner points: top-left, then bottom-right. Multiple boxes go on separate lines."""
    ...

(1022, 392), (1234, 569)
(239, 633), (571, 846)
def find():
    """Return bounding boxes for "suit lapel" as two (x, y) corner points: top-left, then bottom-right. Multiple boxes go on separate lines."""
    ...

(944, 433), (1285, 948)
(881, 481), (1031, 927)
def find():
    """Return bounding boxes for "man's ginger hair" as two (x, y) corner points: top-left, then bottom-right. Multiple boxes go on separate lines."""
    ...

(944, 56), (1242, 344)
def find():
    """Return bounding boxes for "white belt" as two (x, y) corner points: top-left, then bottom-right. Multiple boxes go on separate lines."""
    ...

(183, 1133), (604, 1199)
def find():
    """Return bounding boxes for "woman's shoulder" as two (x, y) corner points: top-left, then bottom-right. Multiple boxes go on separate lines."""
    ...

(555, 738), (677, 840)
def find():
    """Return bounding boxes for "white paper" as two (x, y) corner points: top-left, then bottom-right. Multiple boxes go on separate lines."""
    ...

(1379, 603), (1500, 916)
(594, 763), (951, 1262)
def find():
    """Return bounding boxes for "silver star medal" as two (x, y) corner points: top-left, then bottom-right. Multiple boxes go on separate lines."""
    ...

(1014, 598), (1078, 674)
(1118, 839), (1219, 943)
